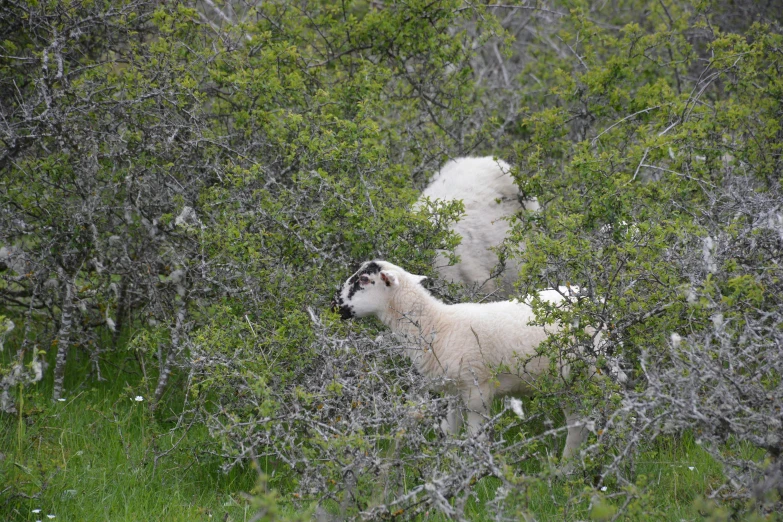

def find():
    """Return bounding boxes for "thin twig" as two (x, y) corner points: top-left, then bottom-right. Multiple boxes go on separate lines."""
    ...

(592, 106), (662, 145)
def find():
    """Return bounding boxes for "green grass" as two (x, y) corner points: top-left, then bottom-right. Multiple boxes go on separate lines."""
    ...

(447, 434), (728, 521)
(0, 350), (748, 521)
(1, 351), (261, 521)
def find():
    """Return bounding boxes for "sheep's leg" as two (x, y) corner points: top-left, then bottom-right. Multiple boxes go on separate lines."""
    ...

(463, 382), (492, 437)
(562, 408), (589, 461)
(440, 399), (464, 436)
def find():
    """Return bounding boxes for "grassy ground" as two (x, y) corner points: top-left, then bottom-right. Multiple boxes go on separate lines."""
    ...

(1, 379), (258, 521)
(406, 428), (728, 521)
(1, 351), (732, 521)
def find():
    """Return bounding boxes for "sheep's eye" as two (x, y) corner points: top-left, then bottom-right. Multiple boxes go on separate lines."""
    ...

(359, 275), (370, 284)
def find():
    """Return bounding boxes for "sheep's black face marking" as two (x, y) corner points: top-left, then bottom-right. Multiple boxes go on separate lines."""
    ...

(346, 261), (381, 300)
(331, 293), (355, 320)
(334, 261), (385, 320)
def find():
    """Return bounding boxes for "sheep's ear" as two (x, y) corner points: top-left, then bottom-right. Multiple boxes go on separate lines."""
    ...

(412, 274), (427, 285)
(380, 270), (399, 287)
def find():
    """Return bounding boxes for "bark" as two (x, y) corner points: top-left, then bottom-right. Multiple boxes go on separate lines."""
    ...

(52, 271), (75, 400)
(152, 299), (187, 409)
(111, 277), (129, 349)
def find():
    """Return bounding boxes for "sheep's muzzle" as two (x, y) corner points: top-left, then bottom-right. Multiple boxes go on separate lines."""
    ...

(331, 294), (354, 320)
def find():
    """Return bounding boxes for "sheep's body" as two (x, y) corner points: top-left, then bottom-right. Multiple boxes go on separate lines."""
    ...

(418, 157), (538, 295)
(334, 260), (588, 460)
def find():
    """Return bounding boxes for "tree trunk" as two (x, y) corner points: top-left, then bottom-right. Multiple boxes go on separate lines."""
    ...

(111, 277), (129, 349)
(152, 299), (187, 410)
(52, 271), (75, 401)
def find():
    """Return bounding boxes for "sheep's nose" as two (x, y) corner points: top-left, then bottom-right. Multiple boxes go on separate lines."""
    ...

(337, 306), (353, 320)
(331, 294), (353, 320)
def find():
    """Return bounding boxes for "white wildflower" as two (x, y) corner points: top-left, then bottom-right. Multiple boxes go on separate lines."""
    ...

(32, 509), (41, 514)
(32, 360), (43, 383)
(134, 396), (144, 402)
(600, 486), (607, 491)
(688, 466), (695, 471)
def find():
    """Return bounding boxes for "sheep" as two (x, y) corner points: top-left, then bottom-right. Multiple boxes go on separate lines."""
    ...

(420, 158), (629, 385)
(417, 157), (538, 296)
(333, 259), (590, 461)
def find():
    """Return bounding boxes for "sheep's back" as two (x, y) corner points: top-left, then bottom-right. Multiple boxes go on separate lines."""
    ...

(419, 157), (532, 295)
(430, 301), (554, 380)
(421, 157), (517, 202)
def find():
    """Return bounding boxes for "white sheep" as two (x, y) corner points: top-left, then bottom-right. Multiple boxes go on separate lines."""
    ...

(417, 156), (538, 296)
(333, 259), (590, 461)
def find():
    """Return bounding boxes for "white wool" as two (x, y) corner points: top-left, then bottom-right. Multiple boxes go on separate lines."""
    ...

(418, 157), (537, 295)
(336, 260), (591, 461)
(509, 397), (525, 419)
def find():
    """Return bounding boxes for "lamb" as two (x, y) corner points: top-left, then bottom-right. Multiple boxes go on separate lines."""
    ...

(417, 157), (538, 296)
(333, 259), (590, 461)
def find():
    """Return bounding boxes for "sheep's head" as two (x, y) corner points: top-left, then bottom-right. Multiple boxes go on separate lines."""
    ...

(332, 260), (425, 320)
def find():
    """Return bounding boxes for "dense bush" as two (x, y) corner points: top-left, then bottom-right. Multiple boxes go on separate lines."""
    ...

(502, 1), (783, 515)
(2, 0), (782, 520)
(0, 0), (476, 402)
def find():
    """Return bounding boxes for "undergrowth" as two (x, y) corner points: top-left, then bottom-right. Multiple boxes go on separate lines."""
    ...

(1, 352), (259, 521)
(0, 349), (733, 521)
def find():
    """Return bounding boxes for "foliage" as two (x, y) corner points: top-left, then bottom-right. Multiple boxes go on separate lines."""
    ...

(2, 0), (783, 520)
(0, 0), (473, 404)
(499, 0), (783, 516)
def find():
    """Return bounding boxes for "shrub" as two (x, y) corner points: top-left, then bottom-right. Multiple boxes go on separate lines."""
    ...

(3, 1), (783, 519)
